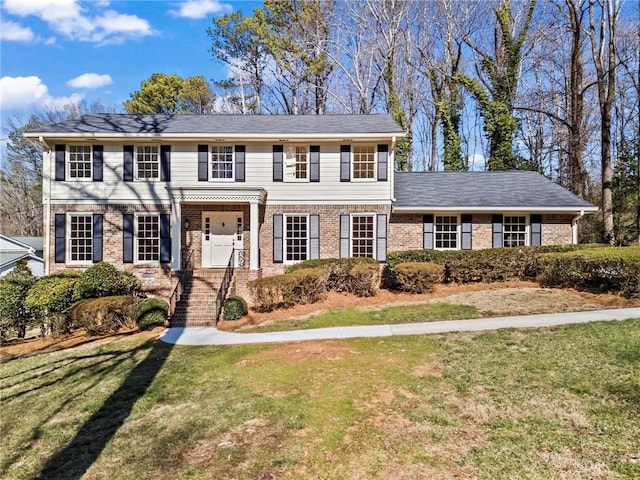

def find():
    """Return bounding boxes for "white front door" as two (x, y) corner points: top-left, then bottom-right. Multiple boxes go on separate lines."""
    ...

(202, 212), (242, 268)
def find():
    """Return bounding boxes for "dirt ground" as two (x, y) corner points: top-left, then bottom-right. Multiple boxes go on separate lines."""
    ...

(2, 281), (639, 361)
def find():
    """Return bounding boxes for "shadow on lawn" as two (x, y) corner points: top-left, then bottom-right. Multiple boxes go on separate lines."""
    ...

(36, 338), (174, 479)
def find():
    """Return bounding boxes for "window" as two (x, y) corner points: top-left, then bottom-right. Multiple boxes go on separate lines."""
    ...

(68, 145), (92, 179)
(503, 216), (527, 247)
(352, 145), (375, 180)
(211, 145), (234, 179)
(69, 214), (92, 262)
(284, 146), (308, 181)
(352, 215), (375, 258)
(136, 145), (159, 179)
(435, 216), (458, 249)
(285, 215), (308, 262)
(137, 215), (159, 262)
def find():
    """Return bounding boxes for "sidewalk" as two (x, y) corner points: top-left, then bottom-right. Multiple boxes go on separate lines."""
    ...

(159, 307), (640, 346)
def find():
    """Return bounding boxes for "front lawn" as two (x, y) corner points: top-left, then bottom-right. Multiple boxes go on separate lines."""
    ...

(1, 319), (639, 479)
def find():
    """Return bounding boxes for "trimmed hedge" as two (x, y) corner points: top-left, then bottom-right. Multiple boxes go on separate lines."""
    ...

(137, 298), (169, 330)
(249, 267), (326, 312)
(24, 271), (81, 336)
(345, 262), (380, 297)
(73, 262), (141, 300)
(394, 262), (444, 293)
(286, 257), (381, 294)
(223, 296), (248, 320)
(69, 295), (141, 335)
(0, 261), (36, 341)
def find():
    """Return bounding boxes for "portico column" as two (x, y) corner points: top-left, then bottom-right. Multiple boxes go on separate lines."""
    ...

(250, 201), (260, 270)
(171, 198), (181, 271)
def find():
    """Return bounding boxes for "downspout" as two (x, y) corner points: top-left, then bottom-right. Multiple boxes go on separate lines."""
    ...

(39, 136), (52, 275)
(572, 210), (585, 244)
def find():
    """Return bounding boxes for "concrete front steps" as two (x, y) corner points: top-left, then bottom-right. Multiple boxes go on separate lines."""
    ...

(170, 269), (230, 327)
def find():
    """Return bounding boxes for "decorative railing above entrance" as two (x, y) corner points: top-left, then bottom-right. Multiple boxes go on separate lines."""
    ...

(235, 249), (248, 268)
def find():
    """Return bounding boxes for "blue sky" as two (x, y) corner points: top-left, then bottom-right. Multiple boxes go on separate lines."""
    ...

(0, 0), (261, 121)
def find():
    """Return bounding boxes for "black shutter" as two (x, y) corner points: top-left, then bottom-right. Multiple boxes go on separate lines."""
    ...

(339, 214), (350, 258)
(92, 214), (103, 263)
(310, 145), (320, 182)
(340, 145), (350, 182)
(55, 144), (65, 181)
(235, 145), (246, 182)
(92, 145), (104, 182)
(461, 214), (472, 250)
(310, 214), (320, 259)
(160, 213), (171, 263)
(530, 214), (542, 246)
(273, 214), (283, 263)
(492, 214), (504, 248)
(54, 213), (65, 263)
(377, 144), (388, 181)
(198, 144), (208, 181)
(273, 145), (283, 182)
(123, 145), (134, 182)
(123, 214), (134, 263)
(160, 145), (171, 181)
(376, 214), (387, 262)
(423, 214), (434, 250)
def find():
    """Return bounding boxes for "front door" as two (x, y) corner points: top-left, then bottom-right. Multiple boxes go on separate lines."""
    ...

(202, 212), (242, 268)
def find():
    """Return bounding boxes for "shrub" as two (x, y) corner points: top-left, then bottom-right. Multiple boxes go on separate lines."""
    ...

(73, 262), (141, 300)
(249, 267), (326, 312)
(69, 295), (141, 335)
(286, 257), (379, 293)
(137, 298), (169, 330)
(394, 262), (444, 293)
(346, 262), (381, 297)
(0, 260), (36, 341)
(25, 271), (81, 336)
(223, 296), (248, 321)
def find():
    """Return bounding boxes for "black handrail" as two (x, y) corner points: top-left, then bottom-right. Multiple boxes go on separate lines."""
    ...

(214, 249), (235, 324)
(169, 249), (194, 318)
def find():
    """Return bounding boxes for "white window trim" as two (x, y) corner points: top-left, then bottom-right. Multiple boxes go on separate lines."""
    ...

(350, 213), (377, 259)
(209, 144), (235, 182)
(434, 214), (461, 251)
(67, 145), (93, 182)
(284, 145), (310, 183)
(134, 213), (161, 265)
(503, 214), (530, 248)
(283, 213), (310, 264)
(134, 144), (160, 182)
(67, 212), (93, 265)
(351, 144), (377, 182)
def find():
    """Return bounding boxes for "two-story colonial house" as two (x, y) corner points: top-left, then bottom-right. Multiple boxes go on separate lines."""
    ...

(25, 114), (597, 321)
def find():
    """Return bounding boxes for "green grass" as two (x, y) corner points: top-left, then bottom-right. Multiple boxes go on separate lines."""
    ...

(242, 302), (484, 333)
(2, 319), (639, 479)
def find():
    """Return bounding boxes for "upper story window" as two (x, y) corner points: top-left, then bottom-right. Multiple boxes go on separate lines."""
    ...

(69, 214), (92, 263)
(284, 146), (309, 181)
(68, 145), (92, 179)
(503, 216), (527, 247)
(137, 214), (160, 262)
(285, 215), (308, 262)
(435, 216), (458, 250)
(352, 145), (375, 180)
(211, 145), (234, 180)
(351, 214), (375, 258)
(136, 145), (159, 180)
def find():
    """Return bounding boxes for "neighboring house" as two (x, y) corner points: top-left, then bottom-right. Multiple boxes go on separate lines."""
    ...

(0, 235), (44, 277)
(24, 114), (597, 302)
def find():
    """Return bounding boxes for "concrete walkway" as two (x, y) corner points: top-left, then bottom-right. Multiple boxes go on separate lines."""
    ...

(159, 307), (640, 346)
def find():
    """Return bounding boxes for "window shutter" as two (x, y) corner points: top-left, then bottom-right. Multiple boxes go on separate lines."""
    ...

(340, 214), (350, 258)
(310, 145), (320, 182)
(340, 145), (351, 182)
(310, 214), (320, 259)
(198, 144), (208, 181)
(273, 145), (283, 182)
(160, 145), (171, 181)
(123, 145), (134, 182)
(492, 214), (504, 248)
(160, 213), (171, 263)
(55, 213), (65, 263)
(123, 214), (134, 263)
(376, 214), (387, 262)
(273, 214), (283, 263)
(423, 214), (434, 250)
(92, 145), (104, 182)
(55, 144), (65, 181)
(377, 144), (388, 182)
(235, 145), (246, 182)
(461, 214), (472, 250)
(92, 214), (103, 263)
(530, 214), (542, 246)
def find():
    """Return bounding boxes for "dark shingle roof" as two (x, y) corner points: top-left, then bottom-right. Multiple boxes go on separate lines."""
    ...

(394, 171), (596, 209)
(26, 114), (405, 136)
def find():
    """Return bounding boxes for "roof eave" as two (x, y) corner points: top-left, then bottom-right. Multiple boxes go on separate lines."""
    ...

(392, 205), (599, 214)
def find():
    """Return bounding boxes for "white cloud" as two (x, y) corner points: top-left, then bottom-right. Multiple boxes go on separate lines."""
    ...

(0, 76), (84, 110)
(67, 73), (112, 89)
(169, 0), (232, 19)
(0, 20), (36, 42)
(2, 0), (154, 44)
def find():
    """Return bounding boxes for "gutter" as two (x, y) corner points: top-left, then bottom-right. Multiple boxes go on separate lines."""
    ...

(391, 205), (600, 214)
